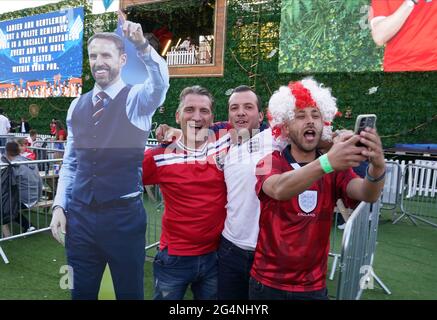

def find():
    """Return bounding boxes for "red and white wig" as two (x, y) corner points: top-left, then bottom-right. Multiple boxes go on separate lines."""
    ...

(268, 77), (338, 141)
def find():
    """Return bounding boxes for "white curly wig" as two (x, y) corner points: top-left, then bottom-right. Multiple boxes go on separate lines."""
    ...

(268, 77), (338, 141)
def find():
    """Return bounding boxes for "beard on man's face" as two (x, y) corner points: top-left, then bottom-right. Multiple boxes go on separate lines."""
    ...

(92, 65), (119, 87)
(289, 127), (321, 153)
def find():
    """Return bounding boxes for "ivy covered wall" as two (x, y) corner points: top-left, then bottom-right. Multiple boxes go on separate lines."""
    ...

(1, 0), (436, 147)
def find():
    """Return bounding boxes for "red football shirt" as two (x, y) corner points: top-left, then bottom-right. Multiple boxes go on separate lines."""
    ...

(251, 150), (359, 292)
(142, 136), (229, 256)
(371, 0), (437, 71)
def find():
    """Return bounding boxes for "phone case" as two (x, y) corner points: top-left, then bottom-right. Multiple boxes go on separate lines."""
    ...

(354, 114), (377, 134)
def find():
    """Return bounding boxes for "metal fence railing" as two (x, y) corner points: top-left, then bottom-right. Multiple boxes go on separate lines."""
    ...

(144, 139), (162, 257)
(336, 200), (391, 300)
(381, 161), (402, 214)
(329, 160), (399, 282)
(397, 163), (437, 228)
(0, 158), (62, 264)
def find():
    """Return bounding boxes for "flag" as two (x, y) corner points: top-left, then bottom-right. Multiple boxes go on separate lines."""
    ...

(103, 0), (114, 11)
(116, 12), (148, 85)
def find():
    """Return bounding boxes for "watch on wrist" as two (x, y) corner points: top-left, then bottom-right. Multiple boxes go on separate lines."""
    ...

(52, 205), (64, 212)
(365, 166), (386, 183)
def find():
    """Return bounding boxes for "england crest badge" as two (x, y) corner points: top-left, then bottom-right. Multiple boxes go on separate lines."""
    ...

(247, 137), (260, 153)
(298, 190), (318, 214)
(214, 150), (226, 171)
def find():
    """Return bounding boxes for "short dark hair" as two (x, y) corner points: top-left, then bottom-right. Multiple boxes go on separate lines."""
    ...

(87, 32), (125, 55)
(229, 85), (263, 111)
(55, 120), (64, 130)
(178, 85), (214, 112)
(6, 141), (20, 157)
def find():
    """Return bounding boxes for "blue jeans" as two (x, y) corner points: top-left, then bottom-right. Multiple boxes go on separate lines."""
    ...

(153, 248), (218, 300)
(218, 236), (254, 300)
(249, 277), (329, 300)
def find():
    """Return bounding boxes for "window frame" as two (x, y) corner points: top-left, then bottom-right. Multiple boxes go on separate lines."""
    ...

(121, 0), (227, 78)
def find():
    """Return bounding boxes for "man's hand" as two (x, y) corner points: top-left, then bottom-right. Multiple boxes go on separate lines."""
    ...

(333, 129), (354, 144)
(327, 133), (367, 171)
(317, 129), (353, 153)
(156, 124), (182, 143)
(358, 127), (385, 170)
(50, 207), (66, 246)
(122, 20), (149, 50)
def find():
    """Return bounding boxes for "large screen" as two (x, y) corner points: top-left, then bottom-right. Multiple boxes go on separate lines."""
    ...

(0, 7), (84, 98)
(279, 0), (437, 73)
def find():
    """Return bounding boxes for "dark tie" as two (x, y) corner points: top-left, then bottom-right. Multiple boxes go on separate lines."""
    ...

(93, 91), (109, 125)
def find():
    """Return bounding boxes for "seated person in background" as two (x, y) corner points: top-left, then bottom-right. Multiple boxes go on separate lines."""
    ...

(26, 129), (38, 147)
(54, 120), (67, 159)
(2, 141), (42, 232)
(54, 120), (67, 145)
(50, 119), (57, 136)
(17, 138), (36, 160)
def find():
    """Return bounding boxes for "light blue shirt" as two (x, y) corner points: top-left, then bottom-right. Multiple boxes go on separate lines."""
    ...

(53, 47), (169, 210)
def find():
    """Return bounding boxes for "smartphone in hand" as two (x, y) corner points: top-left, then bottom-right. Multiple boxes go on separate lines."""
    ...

(354, 114), (377, 147)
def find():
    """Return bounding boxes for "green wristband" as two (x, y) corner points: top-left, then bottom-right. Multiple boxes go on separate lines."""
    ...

(319, 154), (334, 174)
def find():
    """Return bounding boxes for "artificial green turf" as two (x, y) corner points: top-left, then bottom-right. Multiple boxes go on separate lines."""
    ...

(0, 203), (436, 300)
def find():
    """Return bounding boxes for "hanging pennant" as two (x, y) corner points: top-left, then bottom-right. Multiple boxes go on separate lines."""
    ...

(102, 0), (114, 11)
(92, 0), (119, 14)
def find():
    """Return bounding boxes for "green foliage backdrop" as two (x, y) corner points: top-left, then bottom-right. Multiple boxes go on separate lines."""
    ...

(279, 0), (384, 72)
(1, 0), (436, 147)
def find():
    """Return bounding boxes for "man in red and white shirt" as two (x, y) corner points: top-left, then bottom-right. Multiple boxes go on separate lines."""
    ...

(251, 78), (386, 300)
(370, 0), (437, 72)
(17, 138), (36, 160)
(142, 85), (229, 300)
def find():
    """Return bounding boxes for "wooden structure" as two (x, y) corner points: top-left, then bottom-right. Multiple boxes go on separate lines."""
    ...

(121, 0), (226, 77)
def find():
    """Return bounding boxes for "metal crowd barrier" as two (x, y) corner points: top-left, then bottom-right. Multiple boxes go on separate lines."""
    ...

(396, 162), (437, 228)
(14, 133), (53, 140)
(329, 160), (398, 281)
(0, 158), (63, 264)
(145, 186), (163, 258)
(381, 161), (402, 215)
(336, 200), (391, 300)
(144, 139), (163, 257)
(329, 201), (352, 281)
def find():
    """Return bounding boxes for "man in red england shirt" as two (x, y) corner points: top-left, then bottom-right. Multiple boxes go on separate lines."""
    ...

(370, 0), (437, 72)
(142, 85), (229, 300)
(250, 78), (386, 300)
